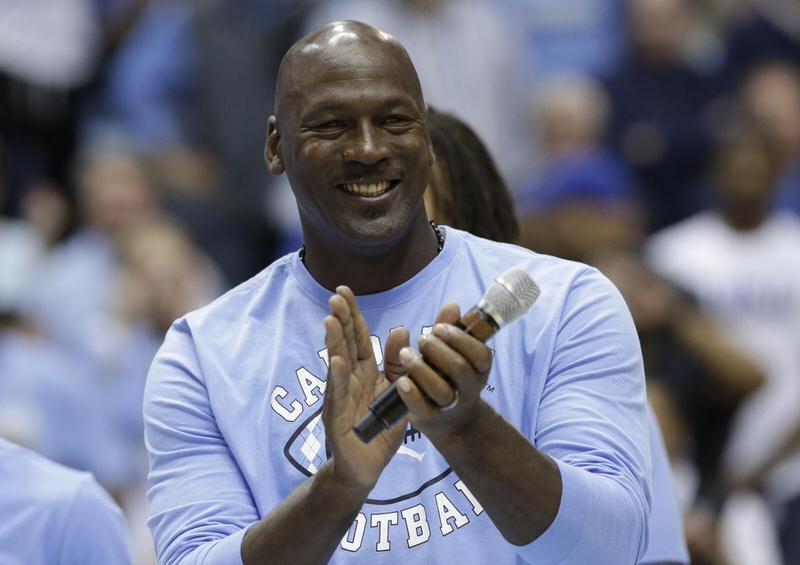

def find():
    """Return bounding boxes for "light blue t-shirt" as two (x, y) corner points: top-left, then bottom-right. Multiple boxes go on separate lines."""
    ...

(145, 227), (652, 564)
(0, 438), (132, 565)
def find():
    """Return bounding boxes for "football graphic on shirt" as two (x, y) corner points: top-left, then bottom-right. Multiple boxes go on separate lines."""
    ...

(283, 406), (453, 505)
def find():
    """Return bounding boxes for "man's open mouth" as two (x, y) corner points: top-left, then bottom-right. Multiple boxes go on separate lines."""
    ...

(338, 179), (400, 197)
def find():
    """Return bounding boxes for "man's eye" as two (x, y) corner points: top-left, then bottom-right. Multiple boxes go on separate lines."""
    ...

(316, 121), (346, 130)
(384, 116), (412, 126)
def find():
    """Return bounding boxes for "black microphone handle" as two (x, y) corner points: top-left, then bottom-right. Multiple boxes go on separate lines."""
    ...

(353, 305), (499, 443)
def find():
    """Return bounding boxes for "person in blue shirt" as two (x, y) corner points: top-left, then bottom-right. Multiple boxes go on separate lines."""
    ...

(145, 21), (651, 564)
(0, 437), (132, 565)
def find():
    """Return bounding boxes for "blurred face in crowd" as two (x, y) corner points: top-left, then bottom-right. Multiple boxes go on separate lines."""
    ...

(266, 22), (433, 254)
(627, 0), (689, 65)
(714, 138), (778, 229)
(742, 64), (800, 162)
(536, 78), (608, 160)
(118, 221), (217, 332)
(78, 154), (156, 237)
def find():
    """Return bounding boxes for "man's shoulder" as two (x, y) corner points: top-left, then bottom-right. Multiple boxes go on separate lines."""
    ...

(0, 439), (91, 510)
(183, 253), (296, 326)
(454, 228), (592, 285)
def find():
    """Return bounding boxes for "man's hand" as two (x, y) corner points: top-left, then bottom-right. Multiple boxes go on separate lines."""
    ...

(323, 286), (407, 491)
(394, 303), (494, 439)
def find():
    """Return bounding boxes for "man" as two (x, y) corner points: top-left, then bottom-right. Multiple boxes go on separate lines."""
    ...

(0, 437), (133, 564)
(145, 21), (650, 564)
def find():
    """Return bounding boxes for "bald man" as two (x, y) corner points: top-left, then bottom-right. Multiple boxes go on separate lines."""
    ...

(145, 22), (651, 564)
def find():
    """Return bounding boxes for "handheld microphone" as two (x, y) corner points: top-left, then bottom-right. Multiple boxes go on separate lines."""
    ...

(353, 267), (540, 443)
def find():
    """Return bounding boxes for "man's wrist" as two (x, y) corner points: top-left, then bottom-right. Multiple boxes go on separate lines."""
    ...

(428, 400), (499, 450)
(313, 461), (373, 508)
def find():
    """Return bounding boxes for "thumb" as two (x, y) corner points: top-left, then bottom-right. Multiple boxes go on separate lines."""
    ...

(383, 327), (410, 382)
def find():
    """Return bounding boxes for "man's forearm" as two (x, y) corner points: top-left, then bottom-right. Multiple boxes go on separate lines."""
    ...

(428, 400), (562, 546)
(241, 462), (368, 565)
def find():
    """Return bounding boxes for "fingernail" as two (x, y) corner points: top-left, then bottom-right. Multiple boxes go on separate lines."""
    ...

(399, 347), (415, 364)
(433, 324), (448, 338)
(397, 377), (412, 393)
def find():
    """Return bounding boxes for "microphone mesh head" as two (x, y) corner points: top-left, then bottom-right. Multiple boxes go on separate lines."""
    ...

(478, 267), (540, 326)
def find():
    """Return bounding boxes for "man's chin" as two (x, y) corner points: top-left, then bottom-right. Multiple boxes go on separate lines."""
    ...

(337, 216), (410, 252)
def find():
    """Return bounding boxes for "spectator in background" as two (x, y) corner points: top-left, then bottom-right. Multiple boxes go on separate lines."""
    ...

(723, 0), (800, 85)
(516, 75), (644, 262)
(304, 0), (532, 188)
(0, 437), (133, 565)
(647, 123), (800, 565)
(740, 61), (800, 217)
(604, 0), (721, 231)
(0, 0), (102, 214)
(20, 145), (222, 513)
(23, 147), (159, 360)
(0, 0), (150, 218)
(500, 0), (628, 81)
(595, 253), (764, 565)
(88, 0), (319, 284)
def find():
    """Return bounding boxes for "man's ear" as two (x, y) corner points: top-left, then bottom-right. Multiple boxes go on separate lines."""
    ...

(265, 116), (285, 175)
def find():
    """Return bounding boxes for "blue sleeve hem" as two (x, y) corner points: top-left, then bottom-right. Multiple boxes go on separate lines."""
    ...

(204, 526), (249, 565)
(516, 459), (593, 564)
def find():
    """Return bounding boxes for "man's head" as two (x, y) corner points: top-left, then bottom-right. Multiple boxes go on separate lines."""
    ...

(741, 62), (800, 163)
(535, 75), (609, 160)
(265, 21), (433, 254)
(627, 0), (689, 66)
(713, 121), (781, 230)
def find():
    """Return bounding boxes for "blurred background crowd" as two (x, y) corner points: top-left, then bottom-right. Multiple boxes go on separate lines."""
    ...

(1, 0), (799, 563)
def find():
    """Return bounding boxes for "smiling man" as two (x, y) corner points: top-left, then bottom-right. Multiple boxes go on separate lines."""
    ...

(144, 21), (651, 565)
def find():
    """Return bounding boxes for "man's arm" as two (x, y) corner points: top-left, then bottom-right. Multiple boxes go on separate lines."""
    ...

(146, 292), (407, 565)
(241, 463), (370, 564)
(394, 268), (651, 564)
(243, 291), (409, 563)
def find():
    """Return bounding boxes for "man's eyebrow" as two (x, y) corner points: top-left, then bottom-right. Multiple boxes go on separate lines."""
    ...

(299, 102), (347, 121)
(300, 96), (422, 121)
(376, 96), (423, 113)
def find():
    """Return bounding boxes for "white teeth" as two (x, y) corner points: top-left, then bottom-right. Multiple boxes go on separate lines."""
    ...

(342, 181), (391, 196)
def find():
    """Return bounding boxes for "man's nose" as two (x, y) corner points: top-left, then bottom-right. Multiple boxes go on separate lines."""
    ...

(342, 121), (388, 165)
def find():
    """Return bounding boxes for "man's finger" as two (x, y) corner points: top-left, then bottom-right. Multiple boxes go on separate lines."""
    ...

(322, 354), (351, 435)
(329, 294), (358, 366)
(384, 327), (410, 382)
(435, 302), (460, 325)
(324, 315), (349, 367)
(395, 376), (437, 419)
(432, 323), (492, 374)
(337, 286), (373, 361)
(399, 346), (457, 407)
(417, 334), (478, 390)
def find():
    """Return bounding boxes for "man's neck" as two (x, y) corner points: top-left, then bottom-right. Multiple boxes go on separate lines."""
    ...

(300, 215), (441, 295)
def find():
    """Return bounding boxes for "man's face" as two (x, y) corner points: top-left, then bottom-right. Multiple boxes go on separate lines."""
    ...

(269, 41), (432, 251)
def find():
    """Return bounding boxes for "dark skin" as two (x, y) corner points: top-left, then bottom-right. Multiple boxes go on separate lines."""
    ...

(244, 21), (561, 564)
